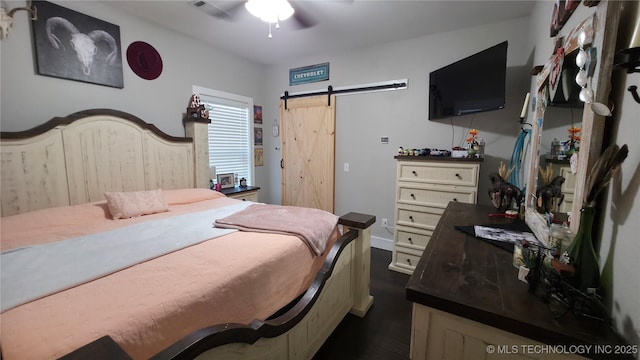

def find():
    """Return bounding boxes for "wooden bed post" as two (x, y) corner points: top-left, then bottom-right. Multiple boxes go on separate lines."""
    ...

(338, 212), (375, 317)
(184, 116), (212, 189)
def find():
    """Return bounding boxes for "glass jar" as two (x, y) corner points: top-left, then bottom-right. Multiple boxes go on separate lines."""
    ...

(549, 223), (573, 257)
(513, 241), (524, 268)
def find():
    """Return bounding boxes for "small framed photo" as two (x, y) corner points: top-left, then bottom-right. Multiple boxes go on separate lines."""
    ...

(216, 173), (235, 189)
(254, 105), (263, 124)
(254, 148), (264, 166)
(254, 127), (263, 146)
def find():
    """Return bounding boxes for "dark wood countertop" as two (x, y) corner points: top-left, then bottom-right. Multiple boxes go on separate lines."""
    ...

(220, 185), (260, 196)
(406, 202), (630, 359)
(394, 155), (484, 162)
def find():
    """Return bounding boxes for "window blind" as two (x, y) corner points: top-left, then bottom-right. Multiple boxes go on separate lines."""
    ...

(201, 98), (252, 186)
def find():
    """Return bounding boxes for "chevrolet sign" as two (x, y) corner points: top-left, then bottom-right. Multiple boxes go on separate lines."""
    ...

(289, 63), (329, 85)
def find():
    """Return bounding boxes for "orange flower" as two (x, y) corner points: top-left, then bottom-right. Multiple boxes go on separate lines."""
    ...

(467, 129), (479, 145)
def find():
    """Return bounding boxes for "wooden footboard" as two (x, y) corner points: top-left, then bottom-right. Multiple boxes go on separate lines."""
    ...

(151, 212), (374, 360)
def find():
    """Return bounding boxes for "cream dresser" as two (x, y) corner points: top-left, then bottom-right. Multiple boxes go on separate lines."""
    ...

(389, 156), (481, 274)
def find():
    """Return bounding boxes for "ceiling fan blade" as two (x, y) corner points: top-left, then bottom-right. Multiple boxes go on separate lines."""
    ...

(290, 2), (318, 29)
(189, 0), (245, 21)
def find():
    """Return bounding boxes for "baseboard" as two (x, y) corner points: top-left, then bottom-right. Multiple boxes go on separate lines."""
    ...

(371, 236), (393, 251)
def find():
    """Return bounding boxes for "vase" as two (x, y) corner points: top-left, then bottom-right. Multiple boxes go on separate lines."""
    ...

(565, 206), (600, 292)
(467, 148), (477, 156)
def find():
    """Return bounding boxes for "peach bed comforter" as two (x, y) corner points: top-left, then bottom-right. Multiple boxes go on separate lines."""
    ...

(0, 189), (340, 360)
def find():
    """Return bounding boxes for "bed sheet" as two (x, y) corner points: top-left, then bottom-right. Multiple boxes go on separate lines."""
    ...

(0, 189), (339, 359)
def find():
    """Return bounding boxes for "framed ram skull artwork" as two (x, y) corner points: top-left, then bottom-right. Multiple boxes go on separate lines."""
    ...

(31, 1), (123, 88)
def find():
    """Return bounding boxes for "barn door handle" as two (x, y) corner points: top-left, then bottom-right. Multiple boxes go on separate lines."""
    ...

(280, 159), (284, 169)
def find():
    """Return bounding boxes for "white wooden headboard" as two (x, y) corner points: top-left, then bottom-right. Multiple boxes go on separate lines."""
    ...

(1, 109), (202, 216)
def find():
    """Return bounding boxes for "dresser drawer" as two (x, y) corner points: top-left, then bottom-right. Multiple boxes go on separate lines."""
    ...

(396, 226), (433, 250)
(398, 185), (476, 208)
(394, 251), (421, 271)
(559, 166), (577, 193)
(398, 162), (478, 187)
(228, 191), (258, 202)
(396, 206), (442, 230)
(559, 193), (574, 214)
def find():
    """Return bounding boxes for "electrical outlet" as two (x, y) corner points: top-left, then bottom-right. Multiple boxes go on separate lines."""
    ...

(382, 218), (388, 228)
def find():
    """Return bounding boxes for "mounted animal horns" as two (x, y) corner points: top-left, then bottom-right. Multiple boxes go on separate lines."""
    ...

(0, 1), (37, 40)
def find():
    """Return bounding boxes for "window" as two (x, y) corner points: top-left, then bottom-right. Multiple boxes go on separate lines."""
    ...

(193, 86), (254, 186)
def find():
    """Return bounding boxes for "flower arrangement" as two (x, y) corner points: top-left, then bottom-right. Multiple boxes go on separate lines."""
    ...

(466, 129), (479, 149)
(566, 126), (581, 152)
(583, 143), (628, 207)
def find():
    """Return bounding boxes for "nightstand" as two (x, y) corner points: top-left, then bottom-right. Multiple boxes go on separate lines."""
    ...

(220, 186), (260, 201)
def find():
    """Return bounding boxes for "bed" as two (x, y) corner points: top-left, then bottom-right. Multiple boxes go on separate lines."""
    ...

(0, 109), (374, 360)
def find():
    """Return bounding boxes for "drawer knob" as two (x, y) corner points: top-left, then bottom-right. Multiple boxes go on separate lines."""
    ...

(412, 170), (417, 176)
(409, 216), (414, 222)
(453, 198), (458, 202)
(455, 173), (461, 178)
(406, 258), (412, 265)
(410, 193), (416, 199)
(408, 237), (413, 244)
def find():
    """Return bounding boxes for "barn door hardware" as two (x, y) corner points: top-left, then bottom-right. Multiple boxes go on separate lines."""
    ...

(280, 80), (408, 107)
(628, 85), (640, 104)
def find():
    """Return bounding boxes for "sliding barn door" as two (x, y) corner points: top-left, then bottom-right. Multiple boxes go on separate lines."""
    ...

(280, 95), (336, 212)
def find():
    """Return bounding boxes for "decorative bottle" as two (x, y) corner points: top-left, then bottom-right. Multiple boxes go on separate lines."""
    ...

(565, 206), (600, 292)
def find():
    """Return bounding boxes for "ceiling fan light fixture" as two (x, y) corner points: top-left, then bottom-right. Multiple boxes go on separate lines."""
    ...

(245, 0), (294, 24)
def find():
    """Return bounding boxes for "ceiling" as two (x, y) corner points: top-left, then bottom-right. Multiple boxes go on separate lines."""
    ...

(108, 0), (536, 66)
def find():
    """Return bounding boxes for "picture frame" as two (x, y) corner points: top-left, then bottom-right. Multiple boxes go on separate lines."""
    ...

(254, 127), (263, 146)
(550, 0), (581, 37)
(216, 173), (235, 189)
(254, 105), (263, 124)
(31, 1), (124, 88)
(254, 148), (264, 167)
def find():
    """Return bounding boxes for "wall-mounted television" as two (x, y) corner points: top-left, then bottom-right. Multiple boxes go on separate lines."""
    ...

(429, 41), (508, 120)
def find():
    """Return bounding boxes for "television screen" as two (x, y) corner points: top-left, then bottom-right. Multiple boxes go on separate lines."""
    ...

(429, 41), (508, 120)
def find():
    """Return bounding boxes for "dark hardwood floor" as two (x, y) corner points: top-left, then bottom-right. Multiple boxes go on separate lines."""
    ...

(313, 248), (412, 360)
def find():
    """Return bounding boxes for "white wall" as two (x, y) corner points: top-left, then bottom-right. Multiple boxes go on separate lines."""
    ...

(0, 1), (268, 136)
(262, 17), (532, 245)
(0, 0), (272, 194)
(526, 0), (639, 351)
(599, 0), (640, 350)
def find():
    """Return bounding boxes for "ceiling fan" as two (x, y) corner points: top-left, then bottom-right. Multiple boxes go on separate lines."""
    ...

(189, 0), (318, 30)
